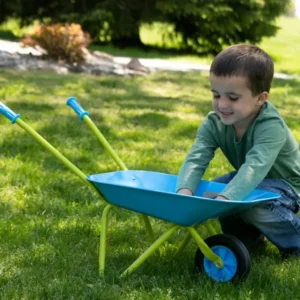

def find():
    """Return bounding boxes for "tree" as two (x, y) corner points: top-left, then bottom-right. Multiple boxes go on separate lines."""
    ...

(0, 0), (291, 54)
(156, 0), (291, 54)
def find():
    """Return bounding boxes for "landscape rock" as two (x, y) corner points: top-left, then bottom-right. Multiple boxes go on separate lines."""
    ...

(0, 40), (150, 77)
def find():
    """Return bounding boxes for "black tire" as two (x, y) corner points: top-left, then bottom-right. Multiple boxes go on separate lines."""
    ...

(195, 234), (251, 282)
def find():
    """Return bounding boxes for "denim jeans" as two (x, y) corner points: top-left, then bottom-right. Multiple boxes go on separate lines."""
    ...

(214, 171), (300, 256)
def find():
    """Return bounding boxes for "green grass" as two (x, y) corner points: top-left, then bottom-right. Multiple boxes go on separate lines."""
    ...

(259, 17), (300, 75)
(0, 69), (300, 299)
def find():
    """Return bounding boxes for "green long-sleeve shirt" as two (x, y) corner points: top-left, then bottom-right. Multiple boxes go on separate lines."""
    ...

(176, 101), (300, 200)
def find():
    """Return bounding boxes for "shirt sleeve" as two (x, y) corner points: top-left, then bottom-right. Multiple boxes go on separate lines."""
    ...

(176, 116), (218, 193)
(220, 119), (286, 200)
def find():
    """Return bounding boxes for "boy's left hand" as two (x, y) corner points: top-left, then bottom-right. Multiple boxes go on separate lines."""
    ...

(202, 192), (229, 201)
(215, 195), (229, 201)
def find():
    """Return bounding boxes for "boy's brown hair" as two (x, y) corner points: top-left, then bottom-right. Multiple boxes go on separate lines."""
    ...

(210, 44), (274, 96)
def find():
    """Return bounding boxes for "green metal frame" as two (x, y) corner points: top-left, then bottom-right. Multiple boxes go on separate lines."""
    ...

(98, 205), (222, 277)
(175, 220), (218, 256)
(79, 115), (222, 276)
(14, 117), (156, 266)
(13, 117), (222, 278)
(81, 115), (155, 242)
(83, 116), (127, 170)
(99, 204), (113, 274)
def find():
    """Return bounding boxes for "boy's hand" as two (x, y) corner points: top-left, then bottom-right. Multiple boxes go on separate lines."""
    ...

(202, 192), (229, 201)
(215, 195), (229, 201)
(177, 189), (229, 201)
(202, 192), (218, 199)
(177, 188), (193, 196)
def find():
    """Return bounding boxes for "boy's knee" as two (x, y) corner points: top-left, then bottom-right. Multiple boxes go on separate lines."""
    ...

(239, 204), (272, 225)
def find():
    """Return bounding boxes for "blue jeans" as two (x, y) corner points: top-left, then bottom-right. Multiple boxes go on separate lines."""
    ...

(214, 171), (300, 256)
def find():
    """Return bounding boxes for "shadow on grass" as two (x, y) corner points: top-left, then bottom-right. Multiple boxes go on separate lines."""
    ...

(0, 119), (178, 187)
(89, 42), (211, 60)
(8, 101), (54, 114)
(0, 69), (211, 122)
(151, 70), (210, 86)
(125, 112), (173, 129)
(1, 70), (298, 157)
(272, 77), (300, 90)
(175, 123), (199, 140)
(114, 96), (181, 112)
(2, 205), (299, 299)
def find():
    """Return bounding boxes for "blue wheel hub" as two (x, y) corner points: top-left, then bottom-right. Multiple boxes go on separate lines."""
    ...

(203, 245), (237, 282)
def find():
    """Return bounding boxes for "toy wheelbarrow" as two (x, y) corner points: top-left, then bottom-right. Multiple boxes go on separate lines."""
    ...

(0, 100), (279, 282)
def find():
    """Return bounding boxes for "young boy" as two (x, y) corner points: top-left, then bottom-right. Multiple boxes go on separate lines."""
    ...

(176, 44), (300, 257)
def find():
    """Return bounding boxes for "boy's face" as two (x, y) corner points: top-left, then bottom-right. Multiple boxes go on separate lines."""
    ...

(209, 74), (267, 131)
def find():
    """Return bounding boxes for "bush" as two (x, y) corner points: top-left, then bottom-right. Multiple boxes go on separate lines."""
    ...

(24, 23), (91, 64)
(2, 0), (291, 54)
(157, 0), (291, 54)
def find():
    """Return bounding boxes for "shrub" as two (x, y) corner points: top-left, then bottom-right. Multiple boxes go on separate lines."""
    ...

(157, 0), (291, 54)
(3, 0), (291, 54)
(25, 23), (91, 64)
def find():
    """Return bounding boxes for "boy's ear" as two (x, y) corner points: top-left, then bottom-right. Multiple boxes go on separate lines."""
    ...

(257, 91), (268, 105)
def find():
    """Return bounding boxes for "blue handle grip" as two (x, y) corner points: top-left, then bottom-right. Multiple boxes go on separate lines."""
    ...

(0, 102), (20, 124)
(66, 97), (89, 121)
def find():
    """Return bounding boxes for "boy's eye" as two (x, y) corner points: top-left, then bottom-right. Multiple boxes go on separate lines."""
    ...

(229, 96), (239, 101)
(211, 93), (239, 101)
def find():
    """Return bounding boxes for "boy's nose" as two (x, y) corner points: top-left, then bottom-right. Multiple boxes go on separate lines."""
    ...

(218, 98), (230, 109)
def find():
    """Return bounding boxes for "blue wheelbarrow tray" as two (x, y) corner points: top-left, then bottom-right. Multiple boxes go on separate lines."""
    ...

(87, 170), (279, 227)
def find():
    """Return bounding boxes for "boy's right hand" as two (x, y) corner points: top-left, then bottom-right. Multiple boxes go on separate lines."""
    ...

(202, 192), (229, 201)
(202, 192), (219, 199)
(177, 188), (193, 196)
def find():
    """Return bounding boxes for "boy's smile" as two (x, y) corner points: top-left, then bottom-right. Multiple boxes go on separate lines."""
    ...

(209, 74), (267, 134)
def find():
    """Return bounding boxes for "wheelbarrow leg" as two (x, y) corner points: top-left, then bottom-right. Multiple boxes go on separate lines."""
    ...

(204, 220), (218, 236)
(175, 220), (218, 256)
(175, 231), (194, 256)
(141, 215), (155, 243)
(120, 225), (180, 277)
(187, 227), (223, 268)
(99, 204), (113, 275)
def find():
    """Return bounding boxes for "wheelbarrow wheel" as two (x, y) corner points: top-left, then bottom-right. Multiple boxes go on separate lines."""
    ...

(195, 234), (251, 282)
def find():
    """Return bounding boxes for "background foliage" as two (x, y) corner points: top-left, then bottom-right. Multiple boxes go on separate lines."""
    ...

(0, 0), (291, 53)
(23, 23), (91, 63)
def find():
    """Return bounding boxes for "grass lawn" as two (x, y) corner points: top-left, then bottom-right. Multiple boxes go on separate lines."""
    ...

(0, 68), (300, 299)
